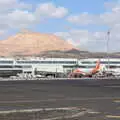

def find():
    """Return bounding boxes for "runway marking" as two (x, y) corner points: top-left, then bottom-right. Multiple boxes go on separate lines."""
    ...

(42, 110), (89, 120)
(87, 111), (101, 114)
(0, 107), (82, 114)
(113, 100), (120, 103)
(104, 86), (120, 88)
(0, 107), (94, 120)
(116, 107), (120, 110)
(106, 115), (120, 119)
(0, 97), (119, 104)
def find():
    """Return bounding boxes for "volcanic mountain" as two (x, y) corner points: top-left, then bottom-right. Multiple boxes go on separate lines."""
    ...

(0, 30), (77, 56)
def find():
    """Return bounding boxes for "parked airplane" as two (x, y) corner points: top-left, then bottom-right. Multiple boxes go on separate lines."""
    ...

(68, 60), (103, 78)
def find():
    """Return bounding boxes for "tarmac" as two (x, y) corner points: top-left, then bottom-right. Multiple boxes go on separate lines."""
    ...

(0, 78), (119, 119)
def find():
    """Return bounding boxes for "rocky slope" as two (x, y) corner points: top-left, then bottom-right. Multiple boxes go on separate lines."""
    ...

(0, 30), (77, 56)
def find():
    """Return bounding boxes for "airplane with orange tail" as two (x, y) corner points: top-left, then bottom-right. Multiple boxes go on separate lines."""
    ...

(68, 60), (101, 78)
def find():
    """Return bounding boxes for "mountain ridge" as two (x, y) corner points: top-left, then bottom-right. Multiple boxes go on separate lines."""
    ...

(0, 31), (77, 56)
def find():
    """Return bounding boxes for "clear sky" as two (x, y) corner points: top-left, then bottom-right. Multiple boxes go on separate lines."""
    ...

(0, 0), (120, 52)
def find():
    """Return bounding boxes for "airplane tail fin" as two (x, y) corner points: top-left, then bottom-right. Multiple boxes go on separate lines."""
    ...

(91, 59), (100, 74)
(95, 60), (100, 69)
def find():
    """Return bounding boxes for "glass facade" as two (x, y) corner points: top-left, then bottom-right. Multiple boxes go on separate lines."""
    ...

(16, 61), (77, 64)
(106, 65), (120, 68)
(100, 61), (120, 64)
(81, 61), (96, 64)
(78, 65), (96, 68)
(0, 61), (13, 64)
(0, 65), (22, 68)
(81, 61), (120, 64)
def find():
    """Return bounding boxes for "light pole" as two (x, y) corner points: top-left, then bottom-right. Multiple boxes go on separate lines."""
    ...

(106, 24), (118, 71)
(106, 30), (110, 70)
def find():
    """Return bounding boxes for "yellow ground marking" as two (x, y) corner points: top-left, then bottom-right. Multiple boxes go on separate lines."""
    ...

(113, 100), (120, 103)
(106, 115), (120, 119)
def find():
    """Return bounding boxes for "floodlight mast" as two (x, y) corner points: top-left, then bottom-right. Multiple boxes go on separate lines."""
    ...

(107, 30), (110, 70)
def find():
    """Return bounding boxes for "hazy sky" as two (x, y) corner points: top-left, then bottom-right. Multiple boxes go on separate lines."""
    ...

(0, 0), (120, 52)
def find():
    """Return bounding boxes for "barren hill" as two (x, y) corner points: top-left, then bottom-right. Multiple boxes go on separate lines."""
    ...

(0, 31), (77, 56)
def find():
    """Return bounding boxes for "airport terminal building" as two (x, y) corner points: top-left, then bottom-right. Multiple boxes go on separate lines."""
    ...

(0, 57), (120, 77)
(0, 57), (78, 77)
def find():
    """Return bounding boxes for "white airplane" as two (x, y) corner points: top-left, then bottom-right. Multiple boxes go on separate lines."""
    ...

(68, 60), (105, 78)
